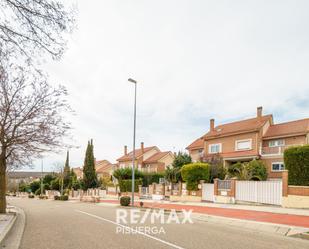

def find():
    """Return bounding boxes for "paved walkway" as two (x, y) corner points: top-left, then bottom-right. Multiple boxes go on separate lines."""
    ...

(0, 213), (15, 243)
(100, 199), (309, 228)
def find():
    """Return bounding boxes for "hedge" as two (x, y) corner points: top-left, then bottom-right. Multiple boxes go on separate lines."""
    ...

(181, 163), (210, 191)
(118, 179), (143, 193)
(142, 173), (165, 187)
(284, 145), (309, 186)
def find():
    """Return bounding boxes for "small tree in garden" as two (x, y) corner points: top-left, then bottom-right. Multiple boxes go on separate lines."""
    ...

(227, 160), (267, 180)
(284, 145), (309, 186)
(204, 154), (227, 182)
(82, 140), (98, 190)
(164, 152), (192, 184)
(113, 168), (143, 181)
(181, 163), (210, 191)
(172, 152), (192, 169)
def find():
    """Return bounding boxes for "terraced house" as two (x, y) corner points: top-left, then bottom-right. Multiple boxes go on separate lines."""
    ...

(186, 107), (309, 179)
(116, 142), (174, 173)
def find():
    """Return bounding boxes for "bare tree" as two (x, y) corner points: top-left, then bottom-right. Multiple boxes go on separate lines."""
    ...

(0, 0), (75, 60)
(0, 58), (72, 213)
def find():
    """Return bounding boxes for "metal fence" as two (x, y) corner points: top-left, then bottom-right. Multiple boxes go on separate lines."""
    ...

(218, 180), (231, 190)
(235, 180), (282, 205)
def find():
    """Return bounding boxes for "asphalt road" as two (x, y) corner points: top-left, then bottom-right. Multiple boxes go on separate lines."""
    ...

(4, 198), (309, 249)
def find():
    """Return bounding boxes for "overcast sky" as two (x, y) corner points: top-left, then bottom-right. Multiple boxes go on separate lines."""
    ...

(28, 0), (309, 171)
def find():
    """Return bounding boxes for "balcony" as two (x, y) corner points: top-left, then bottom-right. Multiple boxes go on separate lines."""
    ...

(260, 144), (304, 156)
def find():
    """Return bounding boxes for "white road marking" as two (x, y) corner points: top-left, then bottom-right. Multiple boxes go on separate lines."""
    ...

(75, 209), (185, 249)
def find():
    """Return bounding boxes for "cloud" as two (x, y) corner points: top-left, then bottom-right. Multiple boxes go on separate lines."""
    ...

(26, 0), (309, 171)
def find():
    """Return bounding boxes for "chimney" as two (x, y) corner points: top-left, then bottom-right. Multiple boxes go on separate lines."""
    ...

(124, 145), (127, 155)
(210, 119), (215, 131)
(141, 142), (144, 153)
(257, 106), (263, 118)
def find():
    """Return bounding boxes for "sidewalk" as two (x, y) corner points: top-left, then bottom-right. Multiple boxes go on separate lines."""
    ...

(0, 208), (17, 244)
(100, 199), (309, 228)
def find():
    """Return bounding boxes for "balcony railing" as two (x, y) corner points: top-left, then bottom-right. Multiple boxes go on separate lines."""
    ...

(260, 144), (304, 156)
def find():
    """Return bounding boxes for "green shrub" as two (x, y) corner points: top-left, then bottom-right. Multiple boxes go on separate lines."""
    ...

(118, 179), (142, 192)
(142, 173), (165, 186)
(246, 160), (267, 181)
(34, 188), (44, 196)
(181, 163), (210, 190)
(284, 145), (309, 186)
(113, 168), (143, 181)
(60, 195), (68, 201)
(28, 194), (35, 198)
(54, 195), (68, 201)
(30, 180), (41, 193)
(120, 196), (130, 206)
(227, 160), (267, 181)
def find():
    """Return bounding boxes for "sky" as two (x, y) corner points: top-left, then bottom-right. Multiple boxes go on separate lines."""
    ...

(27, 0), (309, 171)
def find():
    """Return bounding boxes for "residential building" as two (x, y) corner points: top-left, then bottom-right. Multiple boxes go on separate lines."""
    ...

(116, 142), (174, 173)
(96, 162), (117, 179)
(73, 160), (117, 180)
(186, 107), (309, 179)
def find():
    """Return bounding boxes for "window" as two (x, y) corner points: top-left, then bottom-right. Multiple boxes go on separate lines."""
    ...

(235, 139), (252, 151)
(198, 149), (204, 157)
(209, 144), (221, 153)
(272, 162), (285, 171)
(269, 139), (285, 147)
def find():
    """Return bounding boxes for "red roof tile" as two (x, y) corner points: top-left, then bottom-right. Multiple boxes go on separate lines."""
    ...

(95, 160), (111, 170)
(96, 163), (116, 173)
(263, 118), (309, 139)
(203, 115), (272, 139)
(186, 138), (204, 150)
(144, 151), (173, 164)
(117, 146), (158, 162)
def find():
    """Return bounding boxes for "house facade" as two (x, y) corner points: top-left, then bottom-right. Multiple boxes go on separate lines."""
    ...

(116, 142), (174, 173)
(73, 160), (117, 180)
(186, 107), (309, 179)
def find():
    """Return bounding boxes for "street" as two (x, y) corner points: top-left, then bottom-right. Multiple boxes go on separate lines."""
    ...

(3, 198), (309, 249)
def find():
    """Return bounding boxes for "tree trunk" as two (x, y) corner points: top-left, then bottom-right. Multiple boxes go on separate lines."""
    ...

(0, 156), (7, 213)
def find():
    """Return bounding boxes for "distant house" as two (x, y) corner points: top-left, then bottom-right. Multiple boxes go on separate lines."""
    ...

(116, 142), (174, 173)
(96, 160), (117, 178)
(8, 171), (52, 183)
(73, 160), (117, 180)
(72, 167), (83, 180)
(186, 107), (309, 179)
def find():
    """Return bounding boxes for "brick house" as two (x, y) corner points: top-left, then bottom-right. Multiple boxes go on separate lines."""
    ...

(116, 142), (174, 173)
(73, 160), (117, 180)
(186, 107), (309, 179)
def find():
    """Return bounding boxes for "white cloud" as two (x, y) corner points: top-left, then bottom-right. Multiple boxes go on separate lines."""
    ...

(28, 0), (309, 171)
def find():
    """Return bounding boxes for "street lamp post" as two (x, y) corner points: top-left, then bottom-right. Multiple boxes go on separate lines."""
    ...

(128, 78), (137, 206)
(40, 159), (44, 196)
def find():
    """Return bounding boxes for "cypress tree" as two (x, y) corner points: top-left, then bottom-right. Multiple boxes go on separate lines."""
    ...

(63, 150), (71, 188)
(82, 139), (98, 190)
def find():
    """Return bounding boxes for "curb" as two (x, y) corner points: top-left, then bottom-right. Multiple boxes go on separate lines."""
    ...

(192, 213), (309, 238)
(0, 206), (26, 249)
(0, 212), (17, 244)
